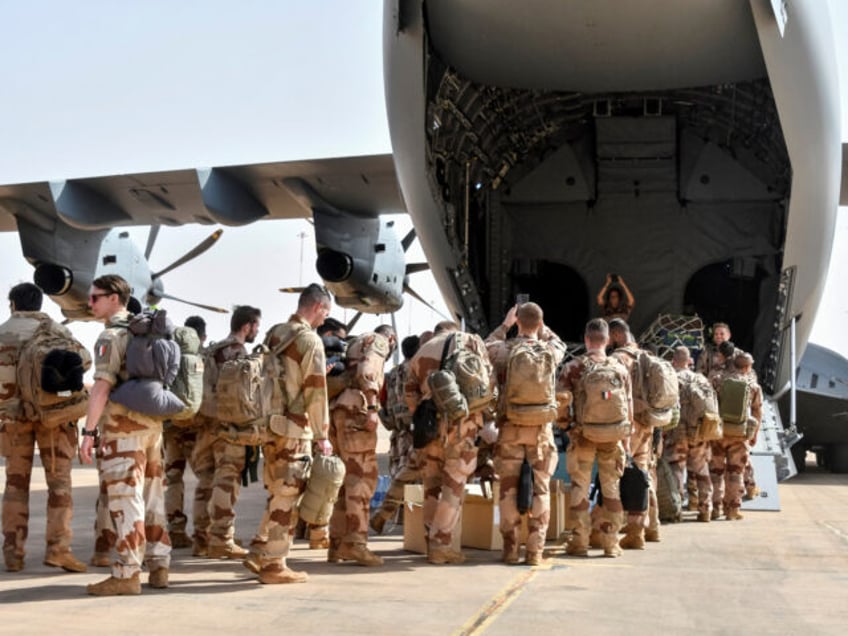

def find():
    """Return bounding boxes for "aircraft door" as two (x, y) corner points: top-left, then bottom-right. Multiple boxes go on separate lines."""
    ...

(511, 260), (588, 343)
(683, 259), (766, 355)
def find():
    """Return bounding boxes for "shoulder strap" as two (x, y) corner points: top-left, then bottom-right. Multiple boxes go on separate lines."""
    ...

(439, 333), (455, 371)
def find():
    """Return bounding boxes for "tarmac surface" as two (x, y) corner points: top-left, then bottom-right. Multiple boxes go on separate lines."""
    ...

(1, 449), (847, 636)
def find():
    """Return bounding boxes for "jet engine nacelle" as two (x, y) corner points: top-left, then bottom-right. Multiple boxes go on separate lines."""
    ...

(313, 208), (405, 314)
(33, 263), (74, 296)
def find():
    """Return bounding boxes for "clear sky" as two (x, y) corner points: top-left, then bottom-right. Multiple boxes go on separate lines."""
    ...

(0, 1), (846, 360)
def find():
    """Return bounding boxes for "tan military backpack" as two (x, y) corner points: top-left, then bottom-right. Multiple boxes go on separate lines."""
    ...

(16, 317), (91, 427)
(503, 339), (557, 425)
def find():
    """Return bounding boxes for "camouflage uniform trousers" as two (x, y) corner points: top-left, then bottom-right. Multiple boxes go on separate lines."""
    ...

(709, 437), (748, 513)
(162, 425), (198, 536)
(388, 427), (413, 478)
(249, 436), (311, 573)
(626, 422), (660, 534)
(379, 444), (423, 520)
(99, 430), (170, 579)
(565, 430), (625, 550)
(495, 424), (558, 558)
(422, 415), (481, 548)
(191, 427), (246, 549)
(92, 452), (117, 558)
(1, 420), (77, 562)
(743, 454), (757, 493)
(663, 438), (713, 515)
(329, 406), (378, 547)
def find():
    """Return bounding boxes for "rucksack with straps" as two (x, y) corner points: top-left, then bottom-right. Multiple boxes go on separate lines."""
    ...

(215, 324), (305, 433)
(626, 349), (679, 429)
(719, 376), (751, 437)
(445, 333), (495, 415)
(679, 370), (721, 442)
(110, 309), (194, 418)
(575, 356), (631, 443)
(503, 339), (558, 426)
(428, 334), (469, 422)
(169, 326), (205, 424)
(16, 316), (91, 427)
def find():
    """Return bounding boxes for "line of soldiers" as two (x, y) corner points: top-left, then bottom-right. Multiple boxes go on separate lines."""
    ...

(1, 277), (764, 594)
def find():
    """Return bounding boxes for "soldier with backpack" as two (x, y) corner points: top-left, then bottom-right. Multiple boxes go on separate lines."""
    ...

(709, 352), (762, 521)
(0, 283), (90, 574)
(486, 302), (566, 565)
(242, 284), (334, 584)
(665, 346), (717, 522)
(190, 306), (261, 559)
(79, 275), (170, 596)
(608, 319), (669, 548)
(558, 318), (632, 558)
(326, 324), (395, 567)
(163, 315), (207, 549)
(370, 334), (423, 534)
(404, 321), (494, 565)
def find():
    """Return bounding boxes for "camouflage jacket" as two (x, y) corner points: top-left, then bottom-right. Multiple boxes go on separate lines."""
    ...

(265, 314), (329, 440)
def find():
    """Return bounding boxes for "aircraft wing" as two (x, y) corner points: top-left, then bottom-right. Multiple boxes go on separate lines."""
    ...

(0, 153), (402, 232)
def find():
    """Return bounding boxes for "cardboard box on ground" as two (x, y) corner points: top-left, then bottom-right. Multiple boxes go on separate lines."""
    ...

(403, 479), (571, 553)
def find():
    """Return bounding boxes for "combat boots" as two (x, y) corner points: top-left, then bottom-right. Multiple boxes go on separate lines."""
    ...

(502, 545), (520, 565)
(4, 548), (23, 572)
(525, 551), (543, 566)
(327, 538), (342, 563)
(89, 552), (111, 567)
(726, 508), (744, 520)
(87, 572), (142, 596)
(564, 542), (588, 557)
(603, 544), (623, 558)
(335, 543), (384, 566)
(309, 537), (330, 550)
(192, 536), (208, 557)
(207, 542), (249, 559)
(242, 551), (261, 574)
(370, 511), (392, 535)
(710, 506), (722, 521)
(697, 510), (711, 523)
(589, 528), (603, 549)
(169, 531), (192, 549)
(645, 527), (661, 542)
(148, 567), (169, 589)
(258, 566), (308, 584)
(44, 550), (87, 573)
(619, 524), (645, 550)
(428, 547), (466, 565)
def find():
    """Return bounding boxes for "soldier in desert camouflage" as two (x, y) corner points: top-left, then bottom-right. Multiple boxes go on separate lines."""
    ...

(79, 275), (170, 596)
(327, 325), (395, 566)
(242, 284), (334, 584)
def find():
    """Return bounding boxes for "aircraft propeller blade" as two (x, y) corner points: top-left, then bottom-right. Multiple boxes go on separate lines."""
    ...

(145, 225), (160, 261)
(152, 229), (223, 280)
(403, 283), (450, 319)
(401, 228), (416, 252)
(405, 262), (429, 275)
(158, 292), (229, 314)
(279, 286), (307, 294)
(345, 312), (362, 333)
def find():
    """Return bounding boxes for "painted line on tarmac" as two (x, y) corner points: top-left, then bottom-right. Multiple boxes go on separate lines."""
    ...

(454, 567), (539, 636)
(820, 520), (848, 543)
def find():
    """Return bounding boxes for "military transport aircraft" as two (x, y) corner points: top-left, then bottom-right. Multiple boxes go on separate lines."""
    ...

(0, 1), (846, 469)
